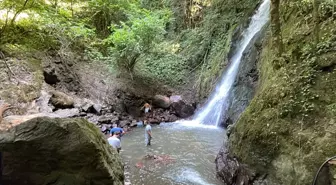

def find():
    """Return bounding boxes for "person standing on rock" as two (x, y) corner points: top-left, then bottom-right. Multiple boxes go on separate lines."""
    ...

(144, 120), (152, 146)
(110, 124), (125, 139)
(141, 103), (151, 113)
(108, 131), (121, 153)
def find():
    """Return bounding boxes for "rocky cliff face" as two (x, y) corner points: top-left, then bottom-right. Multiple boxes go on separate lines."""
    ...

(0, 117), (124, 185)
(222, 25), (266, 127)
(227, 1), (336, 184)
(215, 21), (267, 185)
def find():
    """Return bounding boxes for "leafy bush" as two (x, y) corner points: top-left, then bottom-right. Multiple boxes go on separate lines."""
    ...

(105, 9), (172, 72)
(136, 52), (188, 85)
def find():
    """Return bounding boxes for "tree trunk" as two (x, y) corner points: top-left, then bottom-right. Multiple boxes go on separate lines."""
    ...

(71, 0), (74, 17)
(270, 0), (283, 56)
(10, 0), (30, 26)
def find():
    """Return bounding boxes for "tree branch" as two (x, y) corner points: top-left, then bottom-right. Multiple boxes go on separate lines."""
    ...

(10, 0), (30, 25)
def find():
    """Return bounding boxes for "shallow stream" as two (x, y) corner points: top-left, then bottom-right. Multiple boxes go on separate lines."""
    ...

(120, 123), (225, 185)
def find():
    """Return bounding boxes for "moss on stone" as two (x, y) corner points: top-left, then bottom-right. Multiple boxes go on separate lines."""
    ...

(229, 0), (336, 184)
(0, 117), (124, 185)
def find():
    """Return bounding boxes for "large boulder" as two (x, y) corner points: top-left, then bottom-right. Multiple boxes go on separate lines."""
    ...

(152, 95), (171, 109)
(79, 99), (102, 115)
(144, 108), (178, 123)
(171, 100), (195, 118)
(215, 141), (252, 185)
(0, 117), (124, 185)
(221, 21), (264, 127)
(49, 91), (74, 109)
(1, 113), (64, 130)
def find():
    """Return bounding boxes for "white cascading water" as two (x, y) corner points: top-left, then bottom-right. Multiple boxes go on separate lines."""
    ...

(191, 0), (270, 127)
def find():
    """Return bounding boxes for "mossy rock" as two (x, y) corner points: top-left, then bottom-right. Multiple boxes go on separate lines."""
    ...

(228, 1), (336, 184)
(0, 117), (124, 185)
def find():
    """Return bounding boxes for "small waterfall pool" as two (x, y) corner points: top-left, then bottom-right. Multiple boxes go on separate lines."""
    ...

(119, 0), (270, 184)
(120, 123), (224, 185)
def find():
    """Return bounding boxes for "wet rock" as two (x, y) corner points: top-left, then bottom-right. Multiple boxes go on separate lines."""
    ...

(93, 104), (102, 114)
(171, 100), (195, 118)
(223, 24), (265, 127)
(141, 154), (175, 165)
(226, 124), (234, 137)
(0, 117), (124, 185)
(153, 95), (171, 108)
(215, 141), (252, 185)
(167, 114), (178, 122)
(49, 91), (74, 109)
(144, 108), (179, 123)
(119, 120), (131, 128)
(130, 120), (138, 127)
(135, 162), (144, 169)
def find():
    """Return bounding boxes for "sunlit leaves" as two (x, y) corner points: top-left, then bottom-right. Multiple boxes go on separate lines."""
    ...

(105, 8), (172, 71)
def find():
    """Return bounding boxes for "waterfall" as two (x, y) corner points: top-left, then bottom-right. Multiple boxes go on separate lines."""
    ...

(192, 0), (270, 127)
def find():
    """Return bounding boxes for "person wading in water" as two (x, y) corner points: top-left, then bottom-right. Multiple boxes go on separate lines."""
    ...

(109, 124), (125, 140)
(144, 120), (152, 146)
(108, 131), (121, 153)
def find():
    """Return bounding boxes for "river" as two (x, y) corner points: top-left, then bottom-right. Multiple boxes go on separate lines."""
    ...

(120, 123), (225, 185)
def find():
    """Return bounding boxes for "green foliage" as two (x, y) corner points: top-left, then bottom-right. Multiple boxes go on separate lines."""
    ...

(136, 50), (188, 85)
(105, 9), (172, 72)
(84, 0), (133, 36)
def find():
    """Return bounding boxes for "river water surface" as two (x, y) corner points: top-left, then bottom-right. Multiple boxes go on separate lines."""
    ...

(121, 123), (225, 185)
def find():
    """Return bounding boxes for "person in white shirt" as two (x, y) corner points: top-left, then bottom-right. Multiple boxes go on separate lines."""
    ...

(108, 131), (121, 153)
(144, 120), (152, 146)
